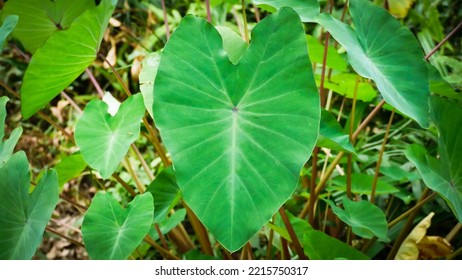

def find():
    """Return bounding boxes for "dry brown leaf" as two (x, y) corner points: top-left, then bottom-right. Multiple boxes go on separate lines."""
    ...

(103, 38), (117, 69)
(395, 212), (434, 260)
(418, 236), (453, 260)
(388, 0), (416, 18)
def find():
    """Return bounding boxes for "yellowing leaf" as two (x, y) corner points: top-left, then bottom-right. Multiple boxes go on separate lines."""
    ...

(395, 212), (434, 260)
(388, 0), (415, 18)
(417, 236), (453, 260)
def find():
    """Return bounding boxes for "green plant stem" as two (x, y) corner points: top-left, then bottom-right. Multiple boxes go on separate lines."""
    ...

(386, 188), (432, 259)
(99, 53), (131, 97)
(59, 194), (87, 211)
(279, 207), (307, 260)
(184, 203), (213, 256)
(370, 110), (395, 203)
(144, 235), (180, 260)
(46, 226), (84, 248)
(311, 100), (387, 200)
(242, 0), (249, 44)
(131, 144), (155, 181)
(280, 236), (290, 260)
(123, 158), (145, 193)
(425, 20), (462, 60)
(319, 33), (330, 108)
(154, 223), (169, 250)
(112, 173), (137, 197)
(388, 191), (437, 229)
(253, 4), (261, 22)
(142, 118), (171, 166)
(346, 76), (360, 199)
(446, 223), (462, 242)
(161, 0), (171, 40)
(266, 222), (275, 259)
(308, 147), (320, 225)
(85, 68), (105, 98)
(205, 0), (211, 22)
(447, 246), (462, 260)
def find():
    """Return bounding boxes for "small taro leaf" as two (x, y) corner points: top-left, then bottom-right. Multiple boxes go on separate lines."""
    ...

(330, 173), (399, 195)
(306, 35), (347, 72)
(303, 230), (369, 260)
(81, 192), (154, 260)
(318, 109), (355, 154)
(149, 209), (187, 241)
(0, 96), (23, 168)
(321, 73), (377, 102)
(326, 197), (388, 240)
(2, 0), (95, 53)
(405, 97), (462, 222)
(75, 94), (145, 179)
(215, 26), (247, 65)
(0, 152), (59, 260)
(0, 15), (18, 51)
(380, 164), (420, 183)
(20, 0), (118, 119)
(146, 166), (181, 223)
(139, 52), (161, 118)
(253, 0), (320, 22)
(316, 0), (430, 128)
(153, 8), (320, 251)
(53, 153), (87, 190)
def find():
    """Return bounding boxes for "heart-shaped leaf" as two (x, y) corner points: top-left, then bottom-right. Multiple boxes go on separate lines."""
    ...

(81, 192), (154, 260)
(149, 209), (186, 241)
(0, 151), (59, 259)
(303, 230), (369, 260)
(406, 96), (462, 222)
(0, 15), (18, 51)
(75, 94), (145, 179)
(20, 0), (118, 119)
(326, 197), (388, 240)
(146, 166), (181, 223)
(0, 97), (22, 168)
(2, 0), (95, 53)
(316, 0), (429, 127)
(153, 8), (320, 251)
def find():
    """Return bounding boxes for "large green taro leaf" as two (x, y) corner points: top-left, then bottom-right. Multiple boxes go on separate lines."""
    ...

(2, 0), (95, 53)
(326, 197), (388, 240)
(75, 94), (145, 179)
(81, 192), (154, 260)
(20, 0), (118, 119)
(153, 8), (320, 251)
(0, 15), (18, 51)
(0, 152), (59, 259)
(406, 97), (462, 222)
(0, 97), (22, 168)
(316, 0), (429, 128)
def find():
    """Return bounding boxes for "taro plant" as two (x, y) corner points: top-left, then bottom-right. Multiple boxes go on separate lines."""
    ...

(0, 0), (461, 260)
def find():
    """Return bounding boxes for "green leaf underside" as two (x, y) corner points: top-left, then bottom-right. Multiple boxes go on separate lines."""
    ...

(316, 0), (429, 127)
(20, 0), (117, 119)
(0, 97), (23, 168)
(303, 230), (369, 260)
(153, 8), (320, 251)
(253, 0), (320, 22)
(326, 197), (388, 240)
(318, 109), (355, 153)
(146, 166), (181, 223)
(81, 192), (154, 260)
(330, 173), (399, 195)
(406, 97), (462, 222)
(75, 94), (145, 179)
(0, 152), (59, 259)
(0, 15), (18, 51)
(215, 26), (247, 65)
(2, 0), (95, 53)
